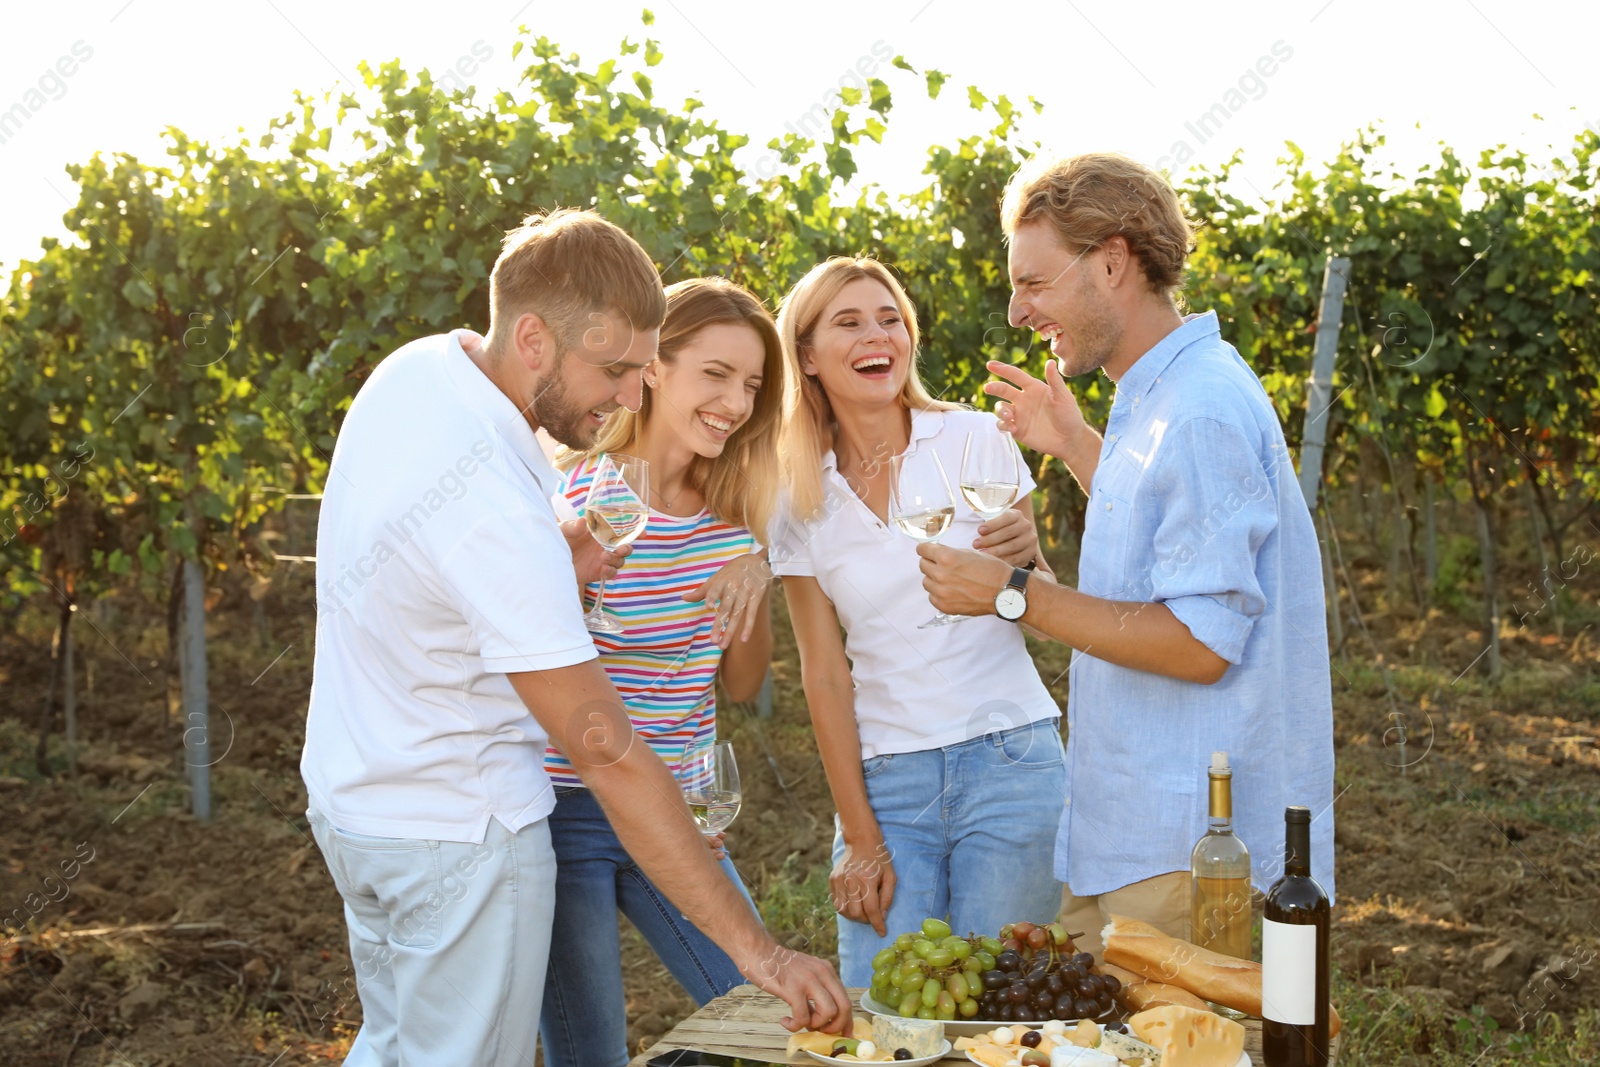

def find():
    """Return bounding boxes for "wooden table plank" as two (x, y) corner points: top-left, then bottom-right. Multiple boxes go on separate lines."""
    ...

(632, 987), (1339, 1066)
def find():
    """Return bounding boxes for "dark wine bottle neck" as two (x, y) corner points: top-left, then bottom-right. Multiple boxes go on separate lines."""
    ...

(1285, 821), (1312, 877)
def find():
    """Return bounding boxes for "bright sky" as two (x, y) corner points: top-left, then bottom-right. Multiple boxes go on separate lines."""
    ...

(1, 0), (1593, 273)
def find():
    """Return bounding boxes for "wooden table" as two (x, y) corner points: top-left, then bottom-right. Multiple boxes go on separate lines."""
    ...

(632, 986), (1339, 1066)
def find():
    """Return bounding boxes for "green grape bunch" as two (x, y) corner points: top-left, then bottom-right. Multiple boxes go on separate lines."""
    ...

(868, 918), (1121, 1025)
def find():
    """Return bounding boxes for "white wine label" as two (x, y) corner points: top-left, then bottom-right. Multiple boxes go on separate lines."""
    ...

(1261, 918), (1317, 1024)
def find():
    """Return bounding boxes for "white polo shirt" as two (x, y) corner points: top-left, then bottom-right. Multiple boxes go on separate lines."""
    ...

(302, 330), (597, 842)
(770, 408), (1060, 758)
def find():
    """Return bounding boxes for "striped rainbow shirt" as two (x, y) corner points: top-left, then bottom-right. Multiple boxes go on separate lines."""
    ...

(545, 453), (758, 787)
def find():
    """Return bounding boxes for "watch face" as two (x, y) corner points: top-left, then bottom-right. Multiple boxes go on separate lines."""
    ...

(995, 586), (1027, 621)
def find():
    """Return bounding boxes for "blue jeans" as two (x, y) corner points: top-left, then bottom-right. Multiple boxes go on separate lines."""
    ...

(834, 718), (1067, 987)
(540, 787), (755, 1067)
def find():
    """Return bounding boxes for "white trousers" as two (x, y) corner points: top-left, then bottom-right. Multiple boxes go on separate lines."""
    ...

(309, 809), (556, 1067)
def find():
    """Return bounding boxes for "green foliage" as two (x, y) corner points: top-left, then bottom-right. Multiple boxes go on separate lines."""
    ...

(1, 16), (1597, 616)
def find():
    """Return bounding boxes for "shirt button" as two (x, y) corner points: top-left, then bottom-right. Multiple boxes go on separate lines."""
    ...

(1107, 433), (1117, 443)
(1105, 502), (1112, 512)
(1133, 396), (1141, 405)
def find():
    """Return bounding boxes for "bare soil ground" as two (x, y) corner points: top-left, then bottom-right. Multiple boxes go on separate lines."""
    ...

(2, 534), (1598, 1065)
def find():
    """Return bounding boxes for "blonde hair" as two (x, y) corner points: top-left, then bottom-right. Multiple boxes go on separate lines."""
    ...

(775, 257), (962, 521)
(1000, 152), (1195, 302)
(559, 277), (785, 538)
(487, 208), (666, 354)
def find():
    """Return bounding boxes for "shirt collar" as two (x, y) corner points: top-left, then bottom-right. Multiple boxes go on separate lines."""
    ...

(1111, 311), (1221, 408)
(820, 406), (948, 473)
(444, 330), (562, 494)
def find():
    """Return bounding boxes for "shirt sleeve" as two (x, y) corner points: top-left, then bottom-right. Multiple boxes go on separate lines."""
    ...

(1145, 416), (1280, 665)
(433, 506), (598, 673)
(767, 495), (816, 577)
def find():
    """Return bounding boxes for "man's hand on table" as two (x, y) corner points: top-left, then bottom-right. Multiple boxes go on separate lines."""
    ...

(738, 941), (854, 1035)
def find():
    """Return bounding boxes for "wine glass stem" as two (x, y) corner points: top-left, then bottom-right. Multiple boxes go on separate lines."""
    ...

(591, 575), (609, 615)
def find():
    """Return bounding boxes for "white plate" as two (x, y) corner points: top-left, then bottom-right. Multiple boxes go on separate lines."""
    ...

(962, 1046), (1251, 1066)
(859, 993), (1087, 1039)
(805, 1039), (952, 1067)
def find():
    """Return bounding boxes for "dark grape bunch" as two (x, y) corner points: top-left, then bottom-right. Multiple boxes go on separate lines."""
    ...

(868, 919), (1122, 1023)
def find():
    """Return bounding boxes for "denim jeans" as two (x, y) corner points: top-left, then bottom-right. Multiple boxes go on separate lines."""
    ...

(833, 718), (1067, 987)
(539, 787), (755, 1067)
(308, 809), (556, 1067)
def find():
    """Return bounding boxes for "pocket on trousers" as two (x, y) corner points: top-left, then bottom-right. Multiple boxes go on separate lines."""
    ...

(333, 836), (445, 949)
(861, 754), (894, 780)
(994, 722), (1065, 769)
(331, 826), (433, 851)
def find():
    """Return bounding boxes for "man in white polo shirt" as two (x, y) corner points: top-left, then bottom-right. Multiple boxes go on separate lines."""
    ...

(303, 209), (849, 1066)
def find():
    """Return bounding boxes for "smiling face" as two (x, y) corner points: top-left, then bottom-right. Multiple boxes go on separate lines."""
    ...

(649, 321), (767, 459)
(1007, 220), (1122, 378)
(800, 277), (913, 409)
(529, 309), (660, 449)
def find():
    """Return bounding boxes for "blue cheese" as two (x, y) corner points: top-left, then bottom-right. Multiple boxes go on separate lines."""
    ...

(870, 1016), (943, 1058)
(1094, 1030), (1162, 1065)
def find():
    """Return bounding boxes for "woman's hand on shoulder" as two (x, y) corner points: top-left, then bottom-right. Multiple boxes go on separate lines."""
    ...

(684, 551), (773, 649)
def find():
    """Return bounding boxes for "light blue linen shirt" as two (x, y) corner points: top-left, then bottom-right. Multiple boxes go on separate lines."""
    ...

(1055, 311), (1336, 898)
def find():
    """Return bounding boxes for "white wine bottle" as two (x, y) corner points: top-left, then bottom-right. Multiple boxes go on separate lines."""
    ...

(1189, 751), (1252, 959)
(1262, 805), (1331, 1067)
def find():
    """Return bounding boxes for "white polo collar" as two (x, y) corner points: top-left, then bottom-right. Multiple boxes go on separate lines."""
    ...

(820, 406), (949, 473)
(443, 329), (562, 494)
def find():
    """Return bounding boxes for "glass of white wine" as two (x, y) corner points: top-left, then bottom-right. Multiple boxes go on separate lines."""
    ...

(959, 426), (1021, 521)
(890, 448), (966, 628)
(580, 454), (649, 634)
(678, 741), (741, 836)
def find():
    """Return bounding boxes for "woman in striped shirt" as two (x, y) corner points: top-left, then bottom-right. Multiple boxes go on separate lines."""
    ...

(542, 277), (783, 1067)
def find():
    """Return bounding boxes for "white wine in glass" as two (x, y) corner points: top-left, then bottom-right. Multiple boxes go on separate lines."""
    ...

(679, 742), (741, 835)
(581, 454), (649, 634)
(890, 449), (966, 628)
(958, 426), (1022, 520)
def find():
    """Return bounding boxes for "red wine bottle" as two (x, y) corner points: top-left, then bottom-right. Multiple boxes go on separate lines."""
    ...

(1262, 805), (1330, 1067)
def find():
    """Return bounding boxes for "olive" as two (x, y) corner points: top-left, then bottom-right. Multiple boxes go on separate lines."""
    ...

(894, 1051), (912, 1061)
(1020, 1030), (1043, 1049)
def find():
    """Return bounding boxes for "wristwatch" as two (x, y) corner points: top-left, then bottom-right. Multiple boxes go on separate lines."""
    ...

(994, 567), (1031, 622)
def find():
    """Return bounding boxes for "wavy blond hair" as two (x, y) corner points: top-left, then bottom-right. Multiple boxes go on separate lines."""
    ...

(775, 257), (962, 521)
(558, 277), (785, 539)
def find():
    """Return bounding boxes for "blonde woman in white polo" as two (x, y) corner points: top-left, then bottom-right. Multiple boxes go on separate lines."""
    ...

(770, 257), (1065, 987)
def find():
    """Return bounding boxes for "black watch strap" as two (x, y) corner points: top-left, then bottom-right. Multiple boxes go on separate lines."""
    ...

(1008, 566), (1031, 592)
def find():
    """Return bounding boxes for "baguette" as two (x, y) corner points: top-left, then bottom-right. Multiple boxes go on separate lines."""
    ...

(1102, 915), (1342, 1038)
(1099, 962), (1211, 1013)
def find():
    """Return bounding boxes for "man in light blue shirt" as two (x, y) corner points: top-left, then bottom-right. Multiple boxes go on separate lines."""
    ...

(917, 152), (1335, 958)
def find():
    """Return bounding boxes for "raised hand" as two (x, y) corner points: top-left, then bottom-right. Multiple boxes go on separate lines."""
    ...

(984, 358), (1090, 458)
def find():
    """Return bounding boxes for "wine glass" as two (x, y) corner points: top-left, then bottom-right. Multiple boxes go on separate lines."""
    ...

(580, 454), (649, 634)
(959, 427), (1022, 520)
(889, 449), (966, 628)
(678, 741), (742, 836)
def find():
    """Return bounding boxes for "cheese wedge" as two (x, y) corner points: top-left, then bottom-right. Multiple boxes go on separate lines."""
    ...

(786, 1031), (845, 1058)
(1128, 1006), (1243, 1067)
